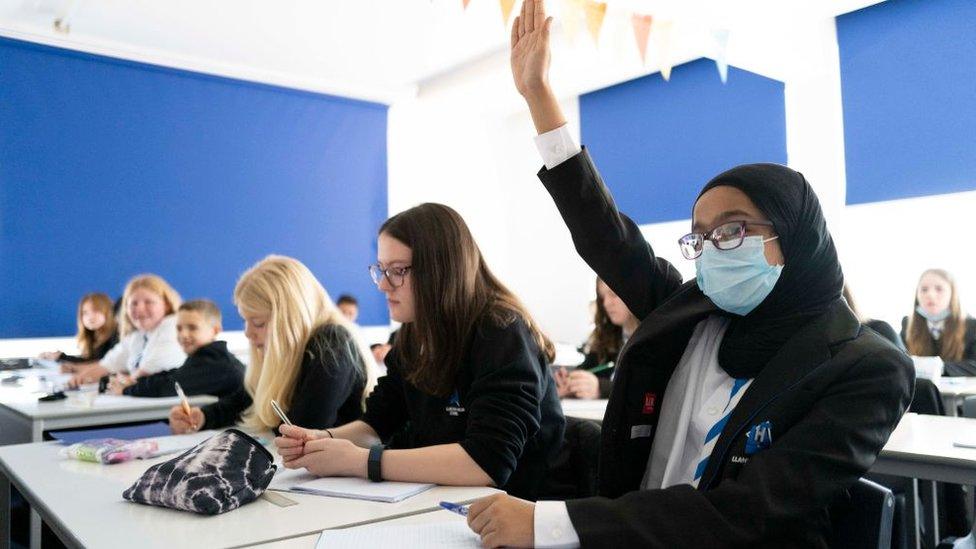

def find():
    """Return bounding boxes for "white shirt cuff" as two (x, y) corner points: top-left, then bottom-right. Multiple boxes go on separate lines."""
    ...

(534, 125), (582, 170)
(534, 500), (581, 548)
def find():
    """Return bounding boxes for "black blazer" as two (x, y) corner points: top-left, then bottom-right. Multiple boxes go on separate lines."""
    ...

(540, 150), (914, 548)
(59, 332), (119, 363)
(362, 315), (565, 500)
(122, 340), (244, 398)
(900, 316), (976, 376)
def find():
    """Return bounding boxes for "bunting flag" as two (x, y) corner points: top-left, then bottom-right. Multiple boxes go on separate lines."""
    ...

(463, 0), (472, 9)
(560, 0), (585, 44)
(499, 0), (516, 24)
(583, 0), (607, 44)
(651, 20), (674, 80)
(711, 29), (731, 83)
(631, 13), (653, 64)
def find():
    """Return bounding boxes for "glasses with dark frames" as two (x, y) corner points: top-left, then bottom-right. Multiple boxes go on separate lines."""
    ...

(368, 264), (412, 288)
(678, 220), (777, 260)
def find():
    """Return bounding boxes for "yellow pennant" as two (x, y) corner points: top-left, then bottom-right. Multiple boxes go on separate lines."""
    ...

(632, 13), (653, 64)
(583, 0), (607, 44)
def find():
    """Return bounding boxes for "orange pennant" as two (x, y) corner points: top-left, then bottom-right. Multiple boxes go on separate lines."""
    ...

(583, 0), (607, 44)
(499, 0), (516, 23)
(463, 0), (472, 8)
(632, 13), (652, 63)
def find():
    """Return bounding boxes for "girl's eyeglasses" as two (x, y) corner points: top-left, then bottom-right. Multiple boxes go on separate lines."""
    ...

(678, 220), (777, 260)
(368, 264), (412, 288)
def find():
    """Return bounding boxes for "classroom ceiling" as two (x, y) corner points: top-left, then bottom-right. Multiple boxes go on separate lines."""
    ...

(0, 0), (885, 104)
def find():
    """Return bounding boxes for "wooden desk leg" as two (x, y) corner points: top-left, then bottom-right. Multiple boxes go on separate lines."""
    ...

(908, 478), (922, 549)
(1, 468), (10, 549)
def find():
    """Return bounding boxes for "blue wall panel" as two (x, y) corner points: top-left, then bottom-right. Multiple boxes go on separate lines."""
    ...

(838, 0), (976, 204)
(0, 37), (388, 337)
(580, 58), (786, 225)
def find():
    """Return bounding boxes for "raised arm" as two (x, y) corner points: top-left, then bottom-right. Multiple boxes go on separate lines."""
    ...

(511, 0), (683, 318)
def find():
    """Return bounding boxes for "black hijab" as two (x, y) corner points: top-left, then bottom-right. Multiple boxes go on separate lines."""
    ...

(695, 163), (844, 379)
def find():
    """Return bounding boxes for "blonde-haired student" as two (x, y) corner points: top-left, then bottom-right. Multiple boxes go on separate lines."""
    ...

(68, 274), (185, 387)
(169, 255), (372, 434)
(39, 292), (119, 367)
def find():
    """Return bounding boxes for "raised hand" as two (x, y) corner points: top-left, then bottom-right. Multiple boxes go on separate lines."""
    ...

(510, 0), (553, 99)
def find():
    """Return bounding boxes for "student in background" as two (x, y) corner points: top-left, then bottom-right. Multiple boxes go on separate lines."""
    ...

(169, 255), (371, 434)
(463, 3), (913, 546)
(336, 294), (359, 323)
(557, 278), (639, 400)
(274, 203), (565, 501)
(39, 292), (119, 368)
(67, 275), (185, 387)
(902, 268), (976, 376)
(842, 284), (904, 350)
(108, 299), (244, 398)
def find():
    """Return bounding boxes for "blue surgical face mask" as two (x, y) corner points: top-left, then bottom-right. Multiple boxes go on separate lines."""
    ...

(916, 305), (950, 323)
(696, 236), (784, 316)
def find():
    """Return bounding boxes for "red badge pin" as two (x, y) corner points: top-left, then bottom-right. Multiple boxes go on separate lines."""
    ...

(642, 392), (656, 415)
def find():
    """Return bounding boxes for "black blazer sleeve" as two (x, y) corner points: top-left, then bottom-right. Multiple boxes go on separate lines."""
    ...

(123, 345), (244, 398)
(287, 324), (365, 429)
(201, 385), (252, 430)
(59, 333), (119, 363)
(944, 318), (976, 376)
(457, 320), (550, 488)
(564, 346), (913, 547)
(538, 149), (684, 319)
(361, 356), (410, 440)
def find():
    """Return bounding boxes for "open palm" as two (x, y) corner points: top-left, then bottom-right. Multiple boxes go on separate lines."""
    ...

(510, 0), (553, 98)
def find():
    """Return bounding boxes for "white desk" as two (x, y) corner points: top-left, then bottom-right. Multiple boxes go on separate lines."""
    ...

(871, 413), (976, 549)
(560, 398), (607, 422)
(256, 509), (470, 548)
(935, 377), (976, 416)
(0, 364), (217, 444)
(0, 432), (498, 549)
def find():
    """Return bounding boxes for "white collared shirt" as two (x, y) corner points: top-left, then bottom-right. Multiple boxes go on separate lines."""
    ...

(100, 314), (185, 375)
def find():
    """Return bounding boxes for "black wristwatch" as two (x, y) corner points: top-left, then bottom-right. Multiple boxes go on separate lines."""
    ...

(367, 444), (385, 482)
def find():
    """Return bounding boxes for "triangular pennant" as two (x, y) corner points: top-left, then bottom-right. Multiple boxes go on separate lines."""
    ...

(711, 29), (730, 83)
(631, 13), (653, 63)
(561, 0), (585, 44)
(499, 0), (516, 24)
(583, 0), (607, 44)
(463, 0), (472, 9)
(651, 20), (674, 81)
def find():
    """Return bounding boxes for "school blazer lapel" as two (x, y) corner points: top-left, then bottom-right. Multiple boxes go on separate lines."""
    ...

(698, 298), (859, 489)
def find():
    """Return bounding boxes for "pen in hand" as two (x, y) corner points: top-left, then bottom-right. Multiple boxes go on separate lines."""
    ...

(174, 381), (196, 431)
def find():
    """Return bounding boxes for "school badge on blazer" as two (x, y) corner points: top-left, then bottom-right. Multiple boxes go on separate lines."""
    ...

(745, 420), (773, 455)
(445, 390), (465, 416)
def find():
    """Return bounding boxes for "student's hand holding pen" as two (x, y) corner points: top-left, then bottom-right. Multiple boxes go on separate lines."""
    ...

(274, 424), (327, 463)
(168, 405), (204, 434)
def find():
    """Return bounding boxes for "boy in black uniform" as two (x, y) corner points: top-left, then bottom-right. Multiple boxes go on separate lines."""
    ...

(109, 300), (244, 398)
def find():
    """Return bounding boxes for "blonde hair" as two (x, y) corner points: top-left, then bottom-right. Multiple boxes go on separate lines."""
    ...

(75, 293), (117, 358)
(906, 268), (966, 362)
(235, 255), (374, 430)
(119, 274), (182, 336)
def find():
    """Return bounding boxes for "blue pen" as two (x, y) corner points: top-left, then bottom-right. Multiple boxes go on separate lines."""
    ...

(439, 501), (469, 517)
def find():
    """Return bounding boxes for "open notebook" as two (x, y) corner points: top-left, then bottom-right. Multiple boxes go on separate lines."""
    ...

(270, 469), (434, 503)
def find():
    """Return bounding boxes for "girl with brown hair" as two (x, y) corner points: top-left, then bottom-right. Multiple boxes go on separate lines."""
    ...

(275, 202), (565, 500)
(39, 292), (118, 366)
(902, 268), (976, 376)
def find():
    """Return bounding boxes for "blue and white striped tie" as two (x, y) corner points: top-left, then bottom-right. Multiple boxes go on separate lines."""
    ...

(692, 377), (751, 487)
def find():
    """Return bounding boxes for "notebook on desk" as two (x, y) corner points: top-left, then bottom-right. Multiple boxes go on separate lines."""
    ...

(270, 468), (434, 503)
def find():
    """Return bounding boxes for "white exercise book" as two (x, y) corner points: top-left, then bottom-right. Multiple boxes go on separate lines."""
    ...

(315, 519), (480, 548)
(269, 468), (434, 503)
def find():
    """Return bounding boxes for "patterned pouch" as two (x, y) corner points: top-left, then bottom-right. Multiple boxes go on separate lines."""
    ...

(122, 429), (276, 515)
